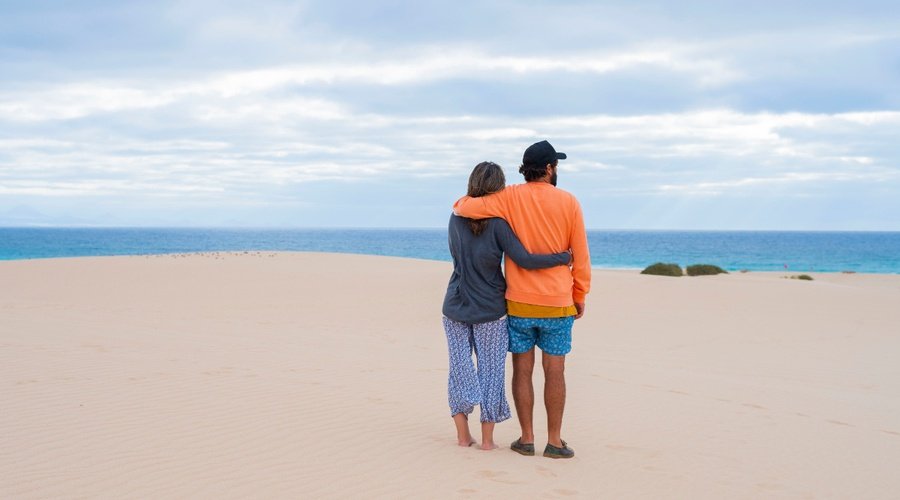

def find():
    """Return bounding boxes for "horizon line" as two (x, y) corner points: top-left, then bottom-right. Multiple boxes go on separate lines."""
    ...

(2, 225), (900, 233)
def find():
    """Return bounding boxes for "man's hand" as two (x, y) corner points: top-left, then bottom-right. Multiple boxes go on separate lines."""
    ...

(574, 302), (585, 319)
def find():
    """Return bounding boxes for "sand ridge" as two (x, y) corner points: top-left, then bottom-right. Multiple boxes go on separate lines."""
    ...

(2, 252), (900, 498)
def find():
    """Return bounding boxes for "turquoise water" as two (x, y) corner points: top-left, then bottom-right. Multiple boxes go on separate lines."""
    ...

(1, 227), (899, 273)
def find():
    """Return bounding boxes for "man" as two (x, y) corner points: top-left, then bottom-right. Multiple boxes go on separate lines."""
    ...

(453, 140), (591, 459)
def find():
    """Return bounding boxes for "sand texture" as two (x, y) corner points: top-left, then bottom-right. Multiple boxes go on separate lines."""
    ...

(2, 252), (900, 499)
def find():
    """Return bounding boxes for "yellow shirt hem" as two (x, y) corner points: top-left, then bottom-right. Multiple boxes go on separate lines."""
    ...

(507, 300), (576, 318)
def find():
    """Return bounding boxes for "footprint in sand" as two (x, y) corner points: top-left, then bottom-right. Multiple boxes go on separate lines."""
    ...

(605, 443), (659, 458)
(756, 482), (784, 492)
(202, 366), (236, 376)
(81, 343), (108, 353)
(476, 470), (523, 485)
(535, 465), (557, 478)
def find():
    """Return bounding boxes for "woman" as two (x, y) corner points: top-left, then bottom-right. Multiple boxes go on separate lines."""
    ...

(442, 161), (570, 450)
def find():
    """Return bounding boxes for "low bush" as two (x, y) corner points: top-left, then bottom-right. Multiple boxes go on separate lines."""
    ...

(640, 262), (683, 277)
(795, 274), (814, 281)
(686, 264), (728, 276)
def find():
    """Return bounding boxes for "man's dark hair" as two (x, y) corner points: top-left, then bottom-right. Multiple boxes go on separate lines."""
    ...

(519, 159), (556, 182)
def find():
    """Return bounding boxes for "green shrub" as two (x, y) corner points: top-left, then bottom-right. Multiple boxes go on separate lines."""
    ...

(686, 264), (728, 276)
(795, 274), (814, 281)
(640, 262), (683, 277)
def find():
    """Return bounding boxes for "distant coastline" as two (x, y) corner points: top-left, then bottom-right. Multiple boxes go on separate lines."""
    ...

(2, 227), (899, 274)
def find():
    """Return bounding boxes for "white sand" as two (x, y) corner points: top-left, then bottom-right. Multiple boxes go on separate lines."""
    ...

(2, 252), (899, 499)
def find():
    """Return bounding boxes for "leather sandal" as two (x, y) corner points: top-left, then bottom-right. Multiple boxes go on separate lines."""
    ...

(543, 440), (575, 459)
(510, 438), (535, 456)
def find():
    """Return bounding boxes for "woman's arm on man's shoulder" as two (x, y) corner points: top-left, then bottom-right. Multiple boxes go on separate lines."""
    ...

(453, 188), (511, 220)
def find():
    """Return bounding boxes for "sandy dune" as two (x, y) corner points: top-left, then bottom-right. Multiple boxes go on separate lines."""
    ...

(2, 252), (899, 499)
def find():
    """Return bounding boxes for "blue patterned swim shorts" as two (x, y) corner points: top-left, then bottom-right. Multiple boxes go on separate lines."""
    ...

(507, 315), (575, 356)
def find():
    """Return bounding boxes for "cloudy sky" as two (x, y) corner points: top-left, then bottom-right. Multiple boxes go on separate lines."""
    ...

(1, 0), (898, 229)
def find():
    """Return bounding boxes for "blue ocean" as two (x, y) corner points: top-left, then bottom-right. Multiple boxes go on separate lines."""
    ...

(1, 227), (899, 274)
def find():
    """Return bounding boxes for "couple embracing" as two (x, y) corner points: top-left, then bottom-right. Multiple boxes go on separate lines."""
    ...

(441, 140), (591, 459)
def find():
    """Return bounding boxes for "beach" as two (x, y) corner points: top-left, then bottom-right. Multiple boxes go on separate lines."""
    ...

(2, 252), (900, 499)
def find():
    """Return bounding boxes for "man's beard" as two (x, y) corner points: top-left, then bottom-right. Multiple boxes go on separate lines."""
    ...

(550, 171), (558, 186)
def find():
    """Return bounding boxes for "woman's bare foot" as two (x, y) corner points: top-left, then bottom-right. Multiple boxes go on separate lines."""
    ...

(480, 421), (497, 450)
(453, 413), (474, 447)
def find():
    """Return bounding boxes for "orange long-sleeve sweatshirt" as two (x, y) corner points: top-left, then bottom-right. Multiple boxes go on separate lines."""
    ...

(453, 182), (591, 307)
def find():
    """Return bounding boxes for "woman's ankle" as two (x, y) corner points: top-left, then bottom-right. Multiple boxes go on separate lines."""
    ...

(480, 441), (498, 450)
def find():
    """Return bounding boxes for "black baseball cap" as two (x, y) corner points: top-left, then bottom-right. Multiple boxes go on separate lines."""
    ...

(523, 140), (566, 169)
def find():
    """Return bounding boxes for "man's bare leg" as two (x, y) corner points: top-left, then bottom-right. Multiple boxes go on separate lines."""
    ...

(480, 422), (498, 450)
(512, 348), (536, 444)
(542, 352), (567, 447)
(452, 413), (475, 447)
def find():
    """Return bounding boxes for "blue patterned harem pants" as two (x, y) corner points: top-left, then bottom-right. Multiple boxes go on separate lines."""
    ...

(442, 316), (511, 423)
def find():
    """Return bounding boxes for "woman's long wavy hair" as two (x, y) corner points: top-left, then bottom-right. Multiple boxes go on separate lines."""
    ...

(466, 161), (506, 236)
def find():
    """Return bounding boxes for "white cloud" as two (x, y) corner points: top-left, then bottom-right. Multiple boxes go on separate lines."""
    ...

(657, 171), (897, 196)
(0, 179), (226, 197)
(463, 128), (538, 141)
(0, 45), (742, 123)
(191, 97), (348, 122)
(1, 2), (898, 228)
(2, 107), (896, 202)
(0, 84), (178, 121)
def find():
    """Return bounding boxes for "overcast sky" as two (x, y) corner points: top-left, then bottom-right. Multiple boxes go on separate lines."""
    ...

(1, 0), (898, 229)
